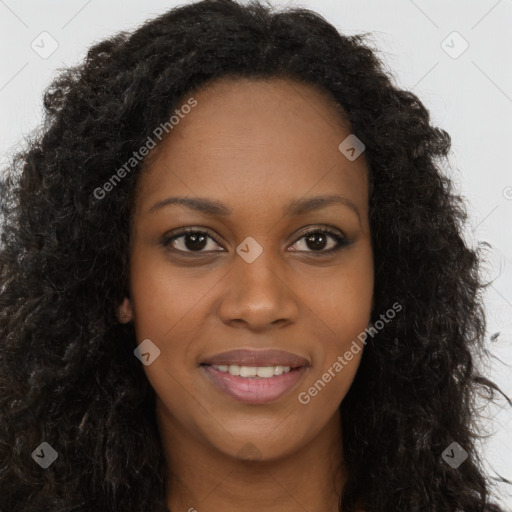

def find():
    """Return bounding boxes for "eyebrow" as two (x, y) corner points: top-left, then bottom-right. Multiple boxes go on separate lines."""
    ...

(148, 194), (360, 221)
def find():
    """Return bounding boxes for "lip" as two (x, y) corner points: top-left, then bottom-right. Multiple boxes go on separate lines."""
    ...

(200, 348), (310, 368)
(201, 365), (309, 404)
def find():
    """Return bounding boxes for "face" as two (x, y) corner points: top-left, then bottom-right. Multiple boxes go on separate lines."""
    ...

(117, 77), (374, 462)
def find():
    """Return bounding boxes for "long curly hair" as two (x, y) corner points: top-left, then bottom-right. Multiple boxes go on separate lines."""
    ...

(0, 0), (510, 510)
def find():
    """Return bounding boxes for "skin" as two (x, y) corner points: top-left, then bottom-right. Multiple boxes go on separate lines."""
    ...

(117, 77), (373, 512)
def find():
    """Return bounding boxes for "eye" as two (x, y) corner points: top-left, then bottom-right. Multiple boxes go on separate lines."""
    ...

(161, 227), (223, 254)
(289, 227), (351, 255)
(161, 226), (351, 255)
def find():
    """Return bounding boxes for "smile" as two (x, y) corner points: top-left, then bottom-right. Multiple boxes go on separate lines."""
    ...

(210, 364), (292, 378)
(200, 364), (308, 404)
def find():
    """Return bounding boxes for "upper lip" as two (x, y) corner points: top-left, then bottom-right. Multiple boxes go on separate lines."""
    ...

(201, 349), (310, 368)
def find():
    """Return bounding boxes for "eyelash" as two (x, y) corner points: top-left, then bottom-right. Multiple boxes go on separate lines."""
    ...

(160, 226), (351, 257)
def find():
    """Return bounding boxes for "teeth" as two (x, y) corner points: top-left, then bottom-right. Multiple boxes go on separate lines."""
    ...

(212, 364), (292, 378)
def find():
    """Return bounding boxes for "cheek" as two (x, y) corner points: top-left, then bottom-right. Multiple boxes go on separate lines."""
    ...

(296, 294), (368, 416)
(300, 251), (373, 401)
(128, 248), (210, 343)
(127, 255), (206, 421)
(126, 251), (208, 403)
(309, 247), (373, 335)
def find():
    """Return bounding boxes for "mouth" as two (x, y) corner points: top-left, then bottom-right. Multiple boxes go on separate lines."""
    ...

(202, 362), (301, 378)
(200, 348), (310, 368)
(200, 361), (309, 404)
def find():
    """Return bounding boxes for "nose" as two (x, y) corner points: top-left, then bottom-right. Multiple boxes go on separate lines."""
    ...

(217, 246), (300, 332)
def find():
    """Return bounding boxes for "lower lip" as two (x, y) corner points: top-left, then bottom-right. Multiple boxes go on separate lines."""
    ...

(201, 365), (308, 404)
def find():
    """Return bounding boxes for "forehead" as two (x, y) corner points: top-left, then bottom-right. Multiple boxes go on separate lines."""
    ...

(135, 77), (369, 216)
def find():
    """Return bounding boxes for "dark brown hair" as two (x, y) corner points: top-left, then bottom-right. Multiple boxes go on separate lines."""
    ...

(1, 1), (510, 510)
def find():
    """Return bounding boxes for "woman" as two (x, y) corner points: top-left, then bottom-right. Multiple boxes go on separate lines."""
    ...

(0, 0), (509, 510)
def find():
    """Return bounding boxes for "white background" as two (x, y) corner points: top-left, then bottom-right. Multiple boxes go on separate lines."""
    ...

(1, 0), (511, 508)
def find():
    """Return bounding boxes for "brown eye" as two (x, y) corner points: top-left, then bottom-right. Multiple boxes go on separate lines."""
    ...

(161, 228), (224, 254)
(289, 228), (350, 255)
(161, 226), (351, 256)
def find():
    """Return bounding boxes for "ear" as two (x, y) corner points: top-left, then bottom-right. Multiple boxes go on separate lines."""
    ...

(116, 296), (134, 323)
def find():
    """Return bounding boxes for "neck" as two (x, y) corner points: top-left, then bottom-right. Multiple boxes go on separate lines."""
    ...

(157, 403), (347, 512)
